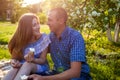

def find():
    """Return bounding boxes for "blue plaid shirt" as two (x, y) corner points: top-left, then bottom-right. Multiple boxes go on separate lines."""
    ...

(49, 27), (90, 75)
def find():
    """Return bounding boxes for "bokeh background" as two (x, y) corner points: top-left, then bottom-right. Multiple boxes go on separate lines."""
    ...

(0, 0), (120, 80)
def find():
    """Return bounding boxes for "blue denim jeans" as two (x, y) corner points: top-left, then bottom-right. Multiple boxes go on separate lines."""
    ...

(36, 70), (92, 80)
(71, 72), (92, 80)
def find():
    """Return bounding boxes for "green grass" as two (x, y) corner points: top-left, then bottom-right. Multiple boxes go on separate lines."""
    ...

(0, 22), (16, 60)
(0, 21), (53, 69)
(0, 48), (10, 60)
(0, 22), (17, 44)
(0, 22), (50, 59)
(0, 22), (50, 44)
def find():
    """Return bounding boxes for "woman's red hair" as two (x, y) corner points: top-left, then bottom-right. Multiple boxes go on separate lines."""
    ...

(8, 13), (39, 60)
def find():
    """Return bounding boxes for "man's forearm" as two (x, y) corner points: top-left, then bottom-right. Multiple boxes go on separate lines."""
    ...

(29, 62), (81, 80)
(42, 62), (81, 80)
(42, 69), (80, 80)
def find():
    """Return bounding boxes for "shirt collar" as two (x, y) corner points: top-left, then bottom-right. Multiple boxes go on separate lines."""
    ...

(50, 26), (70, 40)
(61, 26), (69, 39)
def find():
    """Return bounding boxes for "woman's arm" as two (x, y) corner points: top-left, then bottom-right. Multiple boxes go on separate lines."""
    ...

(32, 48), (48, 64)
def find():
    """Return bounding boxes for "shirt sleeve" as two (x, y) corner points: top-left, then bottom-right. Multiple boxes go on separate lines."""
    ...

(70, 34), (86, 62)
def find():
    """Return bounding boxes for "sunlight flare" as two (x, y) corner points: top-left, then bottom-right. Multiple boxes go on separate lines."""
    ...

(22, 0), (43, 7)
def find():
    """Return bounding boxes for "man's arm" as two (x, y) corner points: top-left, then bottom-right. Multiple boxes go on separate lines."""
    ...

(29, 62), (81, 80)
(44, 34), (85, 80)
(29, 33), (85, 80)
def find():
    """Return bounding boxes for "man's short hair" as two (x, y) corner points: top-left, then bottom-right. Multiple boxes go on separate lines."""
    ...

(50, 7), (68, 23)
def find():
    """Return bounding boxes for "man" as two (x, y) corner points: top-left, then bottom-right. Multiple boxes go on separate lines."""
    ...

(29, 7), (91, 80)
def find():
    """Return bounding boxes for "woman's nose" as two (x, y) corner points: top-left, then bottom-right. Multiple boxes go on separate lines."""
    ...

(37, 24), (40, 29)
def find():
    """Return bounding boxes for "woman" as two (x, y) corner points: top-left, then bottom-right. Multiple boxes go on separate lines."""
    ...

(3, 13), (51, 80)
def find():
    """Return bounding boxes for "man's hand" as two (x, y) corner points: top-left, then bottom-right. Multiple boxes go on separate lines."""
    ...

(28, 74), (44, 80)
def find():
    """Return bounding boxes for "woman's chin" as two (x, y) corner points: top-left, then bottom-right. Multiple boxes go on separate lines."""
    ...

(34, 33), (40, 36)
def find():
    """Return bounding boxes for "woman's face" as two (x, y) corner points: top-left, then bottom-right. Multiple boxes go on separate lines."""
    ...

(32, 18), (40, 37)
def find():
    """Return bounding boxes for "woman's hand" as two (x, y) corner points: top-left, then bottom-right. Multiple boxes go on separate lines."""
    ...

(24, 52), (34, 63)
(10, 59), (22, 68)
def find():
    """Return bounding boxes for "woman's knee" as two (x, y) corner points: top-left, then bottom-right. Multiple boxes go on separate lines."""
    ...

(7, 68), (18, 75)
(22, 62), (37, 71)
(22, 62), (34, 67)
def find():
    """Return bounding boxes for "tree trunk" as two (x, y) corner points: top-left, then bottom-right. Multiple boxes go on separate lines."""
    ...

(106, 23), (113, 41)
(114, 20), (120, 42)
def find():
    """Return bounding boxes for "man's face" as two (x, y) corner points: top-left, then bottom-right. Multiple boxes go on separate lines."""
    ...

(47, 11), (60, 33)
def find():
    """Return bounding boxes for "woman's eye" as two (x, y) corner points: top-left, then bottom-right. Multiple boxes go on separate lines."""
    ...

(33, 23), (37, 27)
(33, 21), (39, 27)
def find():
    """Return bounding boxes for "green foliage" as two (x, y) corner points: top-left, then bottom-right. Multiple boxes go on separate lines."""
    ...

(15, 7), (30, 21)
(0, 0), (119, 79)
(84, 30), (120, 55)
(44, 0), (120, 42)
(88, 54), (120, 80)
(0, 48), (10, 60)
(40, 25), (50, 34)
(1, 22), (120, 80)
(1, 13), (7, 21)
(84, 30), (120, 62)
(0, 22), (49, 45)
(37, 12), (47, 24)
(0, 22), (50, 63)
(88, 57), (114, 80)
(0, 0), (8, 21)
(11, 12), (17, 24)
(0, 22), (16, 44)
(10, 7), (29, 24)
(85, 29), (120, 80)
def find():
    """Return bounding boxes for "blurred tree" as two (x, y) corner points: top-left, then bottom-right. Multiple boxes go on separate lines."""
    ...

(43, 0), (120, 43)
(37, 12), (47, 24)
(28, 3), (42, 13)
(0, 0), (29, 22)
(86, 0), (120, 43)
(9, 0), (29, 23)
(0, 0), (8, 20)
